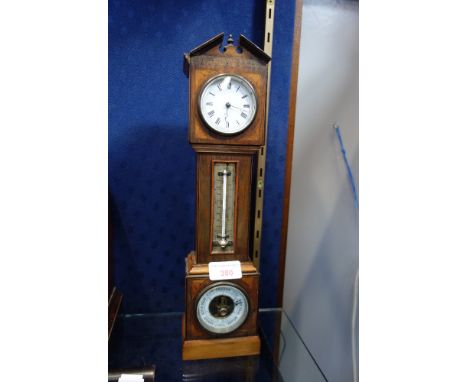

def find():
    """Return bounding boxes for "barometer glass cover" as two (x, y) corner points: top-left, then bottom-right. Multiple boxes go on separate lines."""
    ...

(196, 283), (249, 334)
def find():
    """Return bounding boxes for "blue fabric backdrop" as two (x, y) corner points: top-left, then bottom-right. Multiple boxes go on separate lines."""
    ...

(109, 0), (295, 313)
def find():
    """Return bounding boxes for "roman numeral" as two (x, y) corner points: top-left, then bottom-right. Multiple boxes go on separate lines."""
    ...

(241, 112), (247, 119)
(227, 82), (231, 89)
(242, 94), (248, 99)
(236, 86), (240, 92)
(226, 121), (229, 128)
(215, 117), (221, 125)
(243, 104), (250, 108)
(206, 102), (213, 106)
(236, 120), (240, 125)
(208, 110), (215, 117)
(217, 83), (222, 91)
(209, 91), (215, 96)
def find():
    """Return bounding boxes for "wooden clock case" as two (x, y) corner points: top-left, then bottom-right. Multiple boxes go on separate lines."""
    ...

(184, 33), (269, 146)
(182, 33), (270, 361)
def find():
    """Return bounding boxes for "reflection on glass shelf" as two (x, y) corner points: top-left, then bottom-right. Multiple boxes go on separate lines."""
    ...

(259, 309), (327, 382)
(108, 309), (325, 382)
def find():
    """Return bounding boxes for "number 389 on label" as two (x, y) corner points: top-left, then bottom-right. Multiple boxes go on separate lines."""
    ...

(208, 261), (242, 281)
(220, 269), (234, 277)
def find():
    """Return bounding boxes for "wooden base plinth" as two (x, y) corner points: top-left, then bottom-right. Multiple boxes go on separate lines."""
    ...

(182, 334), (261, 361)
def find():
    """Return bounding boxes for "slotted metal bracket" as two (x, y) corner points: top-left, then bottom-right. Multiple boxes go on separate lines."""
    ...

(253, 0), (275, 269)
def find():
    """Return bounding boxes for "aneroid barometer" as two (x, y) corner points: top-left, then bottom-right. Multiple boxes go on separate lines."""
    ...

(181, 33), (270, 361)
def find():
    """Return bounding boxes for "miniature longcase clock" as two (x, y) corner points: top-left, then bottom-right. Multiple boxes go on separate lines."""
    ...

(182, 33), (270, 361)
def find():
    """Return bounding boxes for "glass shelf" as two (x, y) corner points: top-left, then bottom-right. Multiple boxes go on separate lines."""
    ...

(108, 309), (326, 382)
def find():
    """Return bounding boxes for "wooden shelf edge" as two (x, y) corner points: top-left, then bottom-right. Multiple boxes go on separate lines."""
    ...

(182, 335), (261, 361)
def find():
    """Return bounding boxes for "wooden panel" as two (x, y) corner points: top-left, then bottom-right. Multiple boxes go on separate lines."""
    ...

(192, 144), (259, 155)
(196, 151), (254, 263)
(277, 0), (303, 307)
(188, 53), (267, 146)
(186, 252), (259, 275)
(184, 273), (259, 341)
(183, 334), (260, 361)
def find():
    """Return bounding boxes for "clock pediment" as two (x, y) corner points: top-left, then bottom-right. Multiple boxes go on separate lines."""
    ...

(184, 33), (270, 77)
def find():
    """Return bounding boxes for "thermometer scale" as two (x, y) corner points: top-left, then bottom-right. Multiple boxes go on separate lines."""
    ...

(212, 163), (236, 253)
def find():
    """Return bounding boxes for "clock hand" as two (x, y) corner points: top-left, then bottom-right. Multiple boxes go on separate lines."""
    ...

(228, 104), (244, 111)
(224, 106), (229, 126)
(220, 76), (231, 91)
(226, 101), (244, 111)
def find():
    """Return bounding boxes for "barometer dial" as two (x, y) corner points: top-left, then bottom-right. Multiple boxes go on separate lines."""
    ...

(196, 283), (249, 334)
(199, 74), (257, 135)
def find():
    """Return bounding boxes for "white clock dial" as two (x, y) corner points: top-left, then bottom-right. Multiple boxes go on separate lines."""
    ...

(199, 74), (257, 135)
(196, 283), (249, 334)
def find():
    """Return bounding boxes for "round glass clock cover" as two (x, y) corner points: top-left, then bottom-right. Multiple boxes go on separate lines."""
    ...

(199, 74), (257, 135)
(196, 283), (249, 334)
